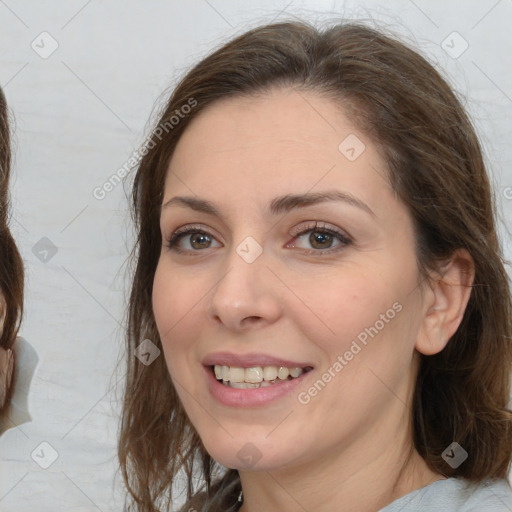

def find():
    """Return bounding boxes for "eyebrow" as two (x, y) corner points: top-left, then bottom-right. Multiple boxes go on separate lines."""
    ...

(161, 190), (375, 218)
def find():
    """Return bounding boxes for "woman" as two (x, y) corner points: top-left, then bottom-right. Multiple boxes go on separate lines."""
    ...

(0, 86), (24, 430)
(119, 20), (512, 511)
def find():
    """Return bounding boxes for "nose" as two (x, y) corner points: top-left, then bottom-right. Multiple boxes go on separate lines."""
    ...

(206, 245), (282, 332)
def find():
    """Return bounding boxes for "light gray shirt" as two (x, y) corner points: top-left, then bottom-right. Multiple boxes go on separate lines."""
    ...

(380, 477), (512, 511)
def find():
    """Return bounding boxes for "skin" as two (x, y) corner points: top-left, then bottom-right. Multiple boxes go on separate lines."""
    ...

(152, 87), (474, 512)
(0, 346), (13, 411)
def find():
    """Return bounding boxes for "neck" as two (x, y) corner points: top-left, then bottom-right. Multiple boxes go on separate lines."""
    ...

(237, 420), (444, 512)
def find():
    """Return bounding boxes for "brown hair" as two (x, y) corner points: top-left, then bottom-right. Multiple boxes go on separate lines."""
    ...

(0, 87), (24, 413)
(119, 19), (512, 511)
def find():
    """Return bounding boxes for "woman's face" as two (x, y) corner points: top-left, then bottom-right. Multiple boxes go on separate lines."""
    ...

(153, 87), (430, 472)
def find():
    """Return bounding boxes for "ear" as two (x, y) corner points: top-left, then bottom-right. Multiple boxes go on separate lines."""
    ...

(415, 249), (475, 356)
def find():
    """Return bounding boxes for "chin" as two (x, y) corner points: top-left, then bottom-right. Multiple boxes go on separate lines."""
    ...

(200, 433), (298, 472)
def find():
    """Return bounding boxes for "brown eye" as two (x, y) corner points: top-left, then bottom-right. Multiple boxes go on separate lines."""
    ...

(167, 228), (221, 253)
(189, 233), (212, 249)
(288, 222), (352, 254)
(309, 231), (334, 249)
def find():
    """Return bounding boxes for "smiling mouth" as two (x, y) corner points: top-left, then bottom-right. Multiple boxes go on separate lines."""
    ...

(212, 364), (314, 389)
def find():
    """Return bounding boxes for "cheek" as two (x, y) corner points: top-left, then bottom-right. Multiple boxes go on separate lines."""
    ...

(292, 266), (398, 351)
(152, 261), (205, 365)
(152, 262), (175, 338)
(294, 257), (420, 387)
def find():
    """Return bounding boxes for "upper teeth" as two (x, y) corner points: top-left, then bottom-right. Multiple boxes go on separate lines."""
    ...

(214, 365), (304, 383)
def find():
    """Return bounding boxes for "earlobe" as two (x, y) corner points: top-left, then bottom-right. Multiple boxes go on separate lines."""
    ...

(415, 249), (475, 356)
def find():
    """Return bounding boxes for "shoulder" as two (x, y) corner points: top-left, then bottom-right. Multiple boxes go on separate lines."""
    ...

(0, 337), (39, 434)
(381, 477), (512, 512)
(462, 478), (512, 511)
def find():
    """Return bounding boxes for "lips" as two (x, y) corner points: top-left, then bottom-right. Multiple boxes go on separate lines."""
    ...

(203, 363), (313, 407)
(202, 351), (313, 369)
(200, 351), (315, 406)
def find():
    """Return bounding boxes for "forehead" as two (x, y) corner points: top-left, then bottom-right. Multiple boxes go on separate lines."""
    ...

(164, 88), (391, 211)
(173, 88), (348, 163)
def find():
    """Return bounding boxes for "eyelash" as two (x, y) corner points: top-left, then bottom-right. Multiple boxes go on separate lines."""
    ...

(165, 221), (352, 256)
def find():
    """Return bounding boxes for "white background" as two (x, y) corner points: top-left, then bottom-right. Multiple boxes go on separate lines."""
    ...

(0, 1), (511, 511)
